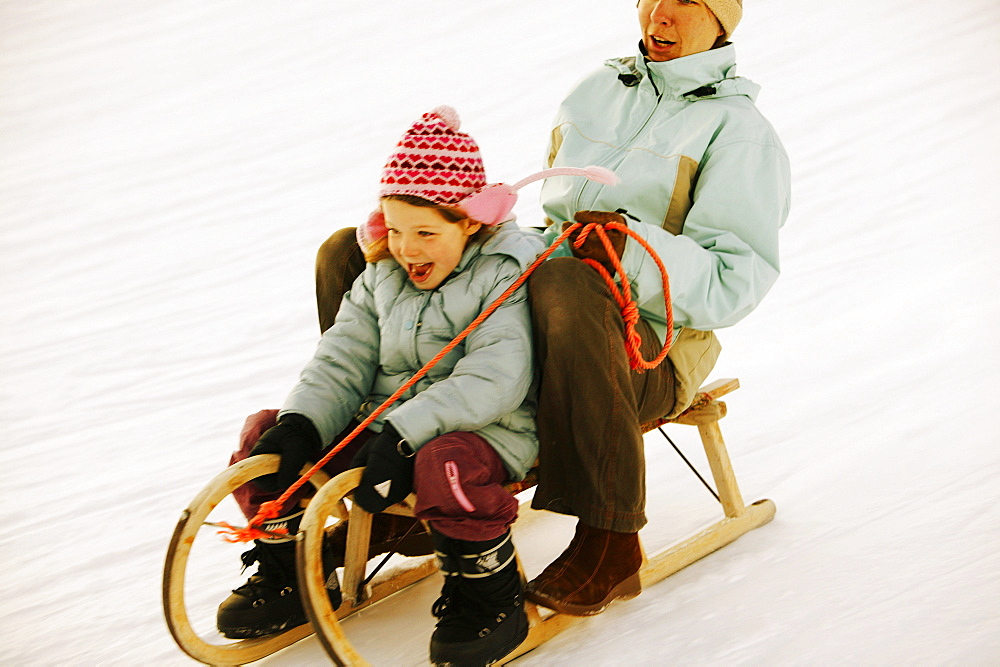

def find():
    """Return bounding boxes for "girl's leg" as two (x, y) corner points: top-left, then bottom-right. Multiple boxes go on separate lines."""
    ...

(413, 432), (528, 665)
(230, 414), (370, 520)
(218, 422), (376, 639)
(412, 432), (518, 540)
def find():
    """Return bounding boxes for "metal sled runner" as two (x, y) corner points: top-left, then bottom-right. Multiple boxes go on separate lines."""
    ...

(162, 378), (775, 664)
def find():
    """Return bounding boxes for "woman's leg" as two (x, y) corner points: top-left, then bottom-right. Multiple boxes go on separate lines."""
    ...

(528, 257), (676, 533)
(524, 256), (676, 616)
(315, 227), (365, 334)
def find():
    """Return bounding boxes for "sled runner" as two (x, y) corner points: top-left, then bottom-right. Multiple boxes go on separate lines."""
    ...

(162, 377), (774, 665)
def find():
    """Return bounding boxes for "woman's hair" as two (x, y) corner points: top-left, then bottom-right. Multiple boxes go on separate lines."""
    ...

(362, 194), (495, 263)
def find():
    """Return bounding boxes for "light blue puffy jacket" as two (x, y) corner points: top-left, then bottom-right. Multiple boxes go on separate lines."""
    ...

(540, 44), (791, 415)
(280, 221), (546, 480)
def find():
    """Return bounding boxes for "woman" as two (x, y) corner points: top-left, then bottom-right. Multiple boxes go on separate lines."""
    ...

(521, 0), (790, 616)
(312, 0), (791, 619)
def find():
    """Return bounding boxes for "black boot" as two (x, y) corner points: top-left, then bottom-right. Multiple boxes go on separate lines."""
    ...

(430, 530), (529, 666)
(216, 509), (342, 639)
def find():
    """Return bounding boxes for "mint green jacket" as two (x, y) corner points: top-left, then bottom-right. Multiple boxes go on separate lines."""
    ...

(540, 44), (790, 415)
(281, 222), (545, 480)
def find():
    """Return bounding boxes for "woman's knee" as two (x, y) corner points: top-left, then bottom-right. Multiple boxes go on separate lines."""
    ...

(529, 257), (608, 337)
(530, 256), (606, 304)
(316, 227), (361, 276)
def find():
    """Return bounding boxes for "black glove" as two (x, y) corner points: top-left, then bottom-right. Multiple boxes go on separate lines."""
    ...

(351, 423), (415, 513)
(249, 413), (323, 493)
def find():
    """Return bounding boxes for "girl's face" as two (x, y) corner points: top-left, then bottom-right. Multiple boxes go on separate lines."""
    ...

(638, 0), (723, 62)
(383, 199), (481, 290)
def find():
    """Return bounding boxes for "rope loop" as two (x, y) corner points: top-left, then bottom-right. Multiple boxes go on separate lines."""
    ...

(573, 220), (673, 372)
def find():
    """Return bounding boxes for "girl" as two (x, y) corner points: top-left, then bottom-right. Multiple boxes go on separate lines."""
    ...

(218, 105), (611, 665)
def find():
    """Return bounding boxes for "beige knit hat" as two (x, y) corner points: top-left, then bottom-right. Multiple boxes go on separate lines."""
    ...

(702, 0), (742, 41)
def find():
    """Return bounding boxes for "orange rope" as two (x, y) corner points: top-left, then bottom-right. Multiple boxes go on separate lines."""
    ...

(571, 221), (673, 370)
(217, 219), (673, 542)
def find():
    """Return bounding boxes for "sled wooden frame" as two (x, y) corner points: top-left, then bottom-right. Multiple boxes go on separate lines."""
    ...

(162, 456), (439, 665)
(294, 377), (776, 665)
(162, 378), (774, 665)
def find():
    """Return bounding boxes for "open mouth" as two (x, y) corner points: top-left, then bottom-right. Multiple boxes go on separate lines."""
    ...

(650, 36), (675, 48)
(409, 262), (434, 282)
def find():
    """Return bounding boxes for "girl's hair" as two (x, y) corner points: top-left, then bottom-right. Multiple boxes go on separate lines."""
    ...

(362, 194), (495, 263)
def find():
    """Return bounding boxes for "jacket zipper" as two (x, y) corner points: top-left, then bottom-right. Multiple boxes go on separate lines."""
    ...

(574, 74), (663, 211)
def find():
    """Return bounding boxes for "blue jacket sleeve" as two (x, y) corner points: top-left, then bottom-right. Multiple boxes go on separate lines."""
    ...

(280, 268), (381, 445)
(623, 138), (790, 335)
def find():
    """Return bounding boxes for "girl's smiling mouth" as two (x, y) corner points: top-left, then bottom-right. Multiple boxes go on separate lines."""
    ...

(409, 262), (434, 283)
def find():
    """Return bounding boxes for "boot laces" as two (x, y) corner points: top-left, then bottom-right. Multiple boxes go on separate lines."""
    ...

(432, 576), (517, 637)
(231, 543), (297, 601)
(431, 576), (459, 619)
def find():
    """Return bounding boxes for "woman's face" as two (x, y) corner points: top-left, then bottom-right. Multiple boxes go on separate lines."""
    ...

(638, 0), (723, 61)
(383, 199), (481, 290)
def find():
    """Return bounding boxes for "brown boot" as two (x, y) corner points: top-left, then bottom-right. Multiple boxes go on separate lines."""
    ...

(323, 514), (434, 568)
(524, 522), (642, 616)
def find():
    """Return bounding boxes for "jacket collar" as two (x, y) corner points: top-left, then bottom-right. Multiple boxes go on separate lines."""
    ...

(452, 221), (538, 276)
(606, 43), (759, 102)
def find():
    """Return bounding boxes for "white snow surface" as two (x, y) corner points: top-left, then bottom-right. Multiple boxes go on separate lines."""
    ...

(3, 1), (999, 664)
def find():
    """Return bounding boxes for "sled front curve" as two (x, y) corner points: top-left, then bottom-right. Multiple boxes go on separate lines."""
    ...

(297, 468), (438, 666)
(162, 454), (331, 665)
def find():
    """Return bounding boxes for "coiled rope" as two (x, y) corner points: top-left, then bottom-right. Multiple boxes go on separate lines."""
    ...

(217, 219), (673, 543)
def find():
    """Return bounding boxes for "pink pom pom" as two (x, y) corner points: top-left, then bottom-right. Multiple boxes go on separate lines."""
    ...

(430, 105), (460, 132)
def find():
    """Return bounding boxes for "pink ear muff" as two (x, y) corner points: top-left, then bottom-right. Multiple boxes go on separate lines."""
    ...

(360, 164), (618, 252)
(460, 165), (618, 226)
(460, 184), (518, 227)
(356, 209), (387, 253)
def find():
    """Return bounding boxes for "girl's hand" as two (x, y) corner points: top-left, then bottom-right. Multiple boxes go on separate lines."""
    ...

(352, 423), (415, 513)
(249, 413), (322, 492)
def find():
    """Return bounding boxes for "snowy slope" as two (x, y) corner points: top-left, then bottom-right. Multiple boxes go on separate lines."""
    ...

(2, 0), (999, 664)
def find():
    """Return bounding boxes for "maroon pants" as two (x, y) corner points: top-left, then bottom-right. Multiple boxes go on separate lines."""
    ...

(231, 411), (517, 541)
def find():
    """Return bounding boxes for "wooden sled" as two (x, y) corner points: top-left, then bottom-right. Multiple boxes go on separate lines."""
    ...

(163, 378), (773, 664)
(293, 377), (776, 665)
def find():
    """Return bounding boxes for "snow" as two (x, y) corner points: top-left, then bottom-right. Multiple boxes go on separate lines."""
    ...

(2, 0), (999, 664)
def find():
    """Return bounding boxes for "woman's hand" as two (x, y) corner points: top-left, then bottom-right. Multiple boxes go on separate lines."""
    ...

(563, 210), (628, 271)
(249, 413), (322, 492)
(351, 423), (415, 513)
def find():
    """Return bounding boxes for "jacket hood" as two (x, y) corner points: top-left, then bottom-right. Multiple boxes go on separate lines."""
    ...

(605, 43), (760, 102)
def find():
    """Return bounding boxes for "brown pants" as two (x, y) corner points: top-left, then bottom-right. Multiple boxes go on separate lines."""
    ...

(315, 227), (366, 334)
(314, 231), (676, 534)
(528, 257), (675, 533)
